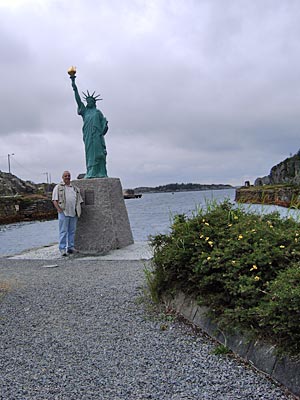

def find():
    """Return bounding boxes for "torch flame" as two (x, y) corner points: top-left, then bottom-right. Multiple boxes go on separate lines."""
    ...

(68, 66), (77, 76)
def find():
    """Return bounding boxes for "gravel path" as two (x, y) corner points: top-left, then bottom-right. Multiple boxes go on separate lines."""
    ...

(0, 258), (294, 400)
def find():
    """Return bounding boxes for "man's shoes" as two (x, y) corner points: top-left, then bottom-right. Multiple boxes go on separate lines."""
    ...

(60, 249), (77, 256)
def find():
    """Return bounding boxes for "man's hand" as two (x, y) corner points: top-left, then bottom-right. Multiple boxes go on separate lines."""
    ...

(53, 200), (63, 213)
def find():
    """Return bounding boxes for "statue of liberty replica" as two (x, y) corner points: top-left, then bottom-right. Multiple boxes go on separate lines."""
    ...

(68, 66), (108, 178)
(67, 66), (133, 255)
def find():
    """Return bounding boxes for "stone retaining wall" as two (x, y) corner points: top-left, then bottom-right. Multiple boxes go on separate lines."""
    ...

(0, 196), (57, 224)
(235, 186), (300, 208)
(164, 292), (300, 398)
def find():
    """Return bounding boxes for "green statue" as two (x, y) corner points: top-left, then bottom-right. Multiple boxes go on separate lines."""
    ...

(69, 67), (108, 178)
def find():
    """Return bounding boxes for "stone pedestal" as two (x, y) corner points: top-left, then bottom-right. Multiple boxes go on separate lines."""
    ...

(73, 178), (133, 255)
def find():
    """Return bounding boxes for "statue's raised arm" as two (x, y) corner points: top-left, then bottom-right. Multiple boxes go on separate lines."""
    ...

(70, 75), (84, 109)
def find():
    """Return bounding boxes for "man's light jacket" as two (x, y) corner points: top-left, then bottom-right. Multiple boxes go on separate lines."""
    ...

(56, 183), (83, 217)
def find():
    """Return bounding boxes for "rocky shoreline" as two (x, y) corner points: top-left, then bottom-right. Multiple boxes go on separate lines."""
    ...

(235, 185), (300, 208)
(0, 171), (57, 225)
(0, 195), (57, 225)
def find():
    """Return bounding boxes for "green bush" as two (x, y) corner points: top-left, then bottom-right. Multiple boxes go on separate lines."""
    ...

(256, 264), (300, 354)
(149, 200), (300, 355)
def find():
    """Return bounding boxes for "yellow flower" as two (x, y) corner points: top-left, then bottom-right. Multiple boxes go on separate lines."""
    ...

(207, 256), (211, 260)
(204, 222), (209, 226)
(269, 225), (273, 228)
(205, 237), (209, 241)
(296, 233), (299, 237)
(234, 216), (238, 220)
(238, 235), (243, 240)
(208, 241), (213, 246)
(231, 260), (236, 265)
(250, 265), (258, 271)
(200, 234), (204, 239)
(295, 238), (298, 243)
(279, 245), (285, 249)
(254, 276), (260, 281)
(228, 223), (232, 227)
(251, 229), (256, 232)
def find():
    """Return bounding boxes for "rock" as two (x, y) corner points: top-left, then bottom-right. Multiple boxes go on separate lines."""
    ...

(255, 152), (300, 186)
(0, 171), (57, 224)
(0, 171), (37, 196)
(254, 176), (271, 186)
(235, 186), (300, 208)
(0, 195), (57, 224)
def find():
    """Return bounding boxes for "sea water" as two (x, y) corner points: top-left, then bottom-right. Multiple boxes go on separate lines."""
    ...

(1, 188), (299, 256)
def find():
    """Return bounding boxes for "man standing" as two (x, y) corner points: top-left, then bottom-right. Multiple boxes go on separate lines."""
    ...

(52, 171), (83, 256)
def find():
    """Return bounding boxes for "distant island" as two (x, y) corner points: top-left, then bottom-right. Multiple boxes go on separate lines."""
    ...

(133, 183), (233, 193)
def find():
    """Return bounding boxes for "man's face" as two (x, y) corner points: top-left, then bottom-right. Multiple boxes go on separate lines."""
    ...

(62, 171), (71, 185)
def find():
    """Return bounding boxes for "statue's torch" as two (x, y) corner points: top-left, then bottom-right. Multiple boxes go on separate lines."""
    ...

(68, 66), (76, 78)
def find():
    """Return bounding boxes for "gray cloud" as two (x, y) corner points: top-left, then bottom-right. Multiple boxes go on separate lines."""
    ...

(0, 0), (300, 187)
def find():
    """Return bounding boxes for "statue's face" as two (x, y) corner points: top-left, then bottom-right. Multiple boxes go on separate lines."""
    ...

(86, 98), (96, 108)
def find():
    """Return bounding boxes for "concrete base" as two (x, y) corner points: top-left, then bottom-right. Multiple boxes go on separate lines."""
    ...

(73, 178), (133, 255)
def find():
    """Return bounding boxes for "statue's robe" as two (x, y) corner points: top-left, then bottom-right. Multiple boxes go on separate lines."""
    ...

(78, 103), (108, 178)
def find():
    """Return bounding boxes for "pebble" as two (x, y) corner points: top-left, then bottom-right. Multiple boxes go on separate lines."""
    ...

(0, 257), (295, 399)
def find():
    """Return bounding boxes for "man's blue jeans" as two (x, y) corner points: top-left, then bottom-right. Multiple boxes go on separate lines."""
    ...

(58, 212), (78, 251)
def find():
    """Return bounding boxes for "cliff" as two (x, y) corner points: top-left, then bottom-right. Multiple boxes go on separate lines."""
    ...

(255, 152), (300, 186)
(0, 171), (38, 196)
(0, 171), (56, 196)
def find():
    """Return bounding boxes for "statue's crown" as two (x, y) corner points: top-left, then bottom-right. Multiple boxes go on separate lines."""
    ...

(82, 90), (102, 102)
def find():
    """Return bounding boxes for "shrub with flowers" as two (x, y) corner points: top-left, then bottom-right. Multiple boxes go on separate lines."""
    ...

(149, 200), (300, 355)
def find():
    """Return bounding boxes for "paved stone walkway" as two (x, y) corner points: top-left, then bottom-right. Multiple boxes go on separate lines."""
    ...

(8, 241), (153, 261)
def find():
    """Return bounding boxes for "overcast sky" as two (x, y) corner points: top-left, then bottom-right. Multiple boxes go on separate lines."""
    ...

(0, 0), (300, 188)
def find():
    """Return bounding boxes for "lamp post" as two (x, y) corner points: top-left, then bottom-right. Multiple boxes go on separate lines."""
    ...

(43, 172), (49, 184)
(43, 172), (50, 193)
(8, 153), (14, 174)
